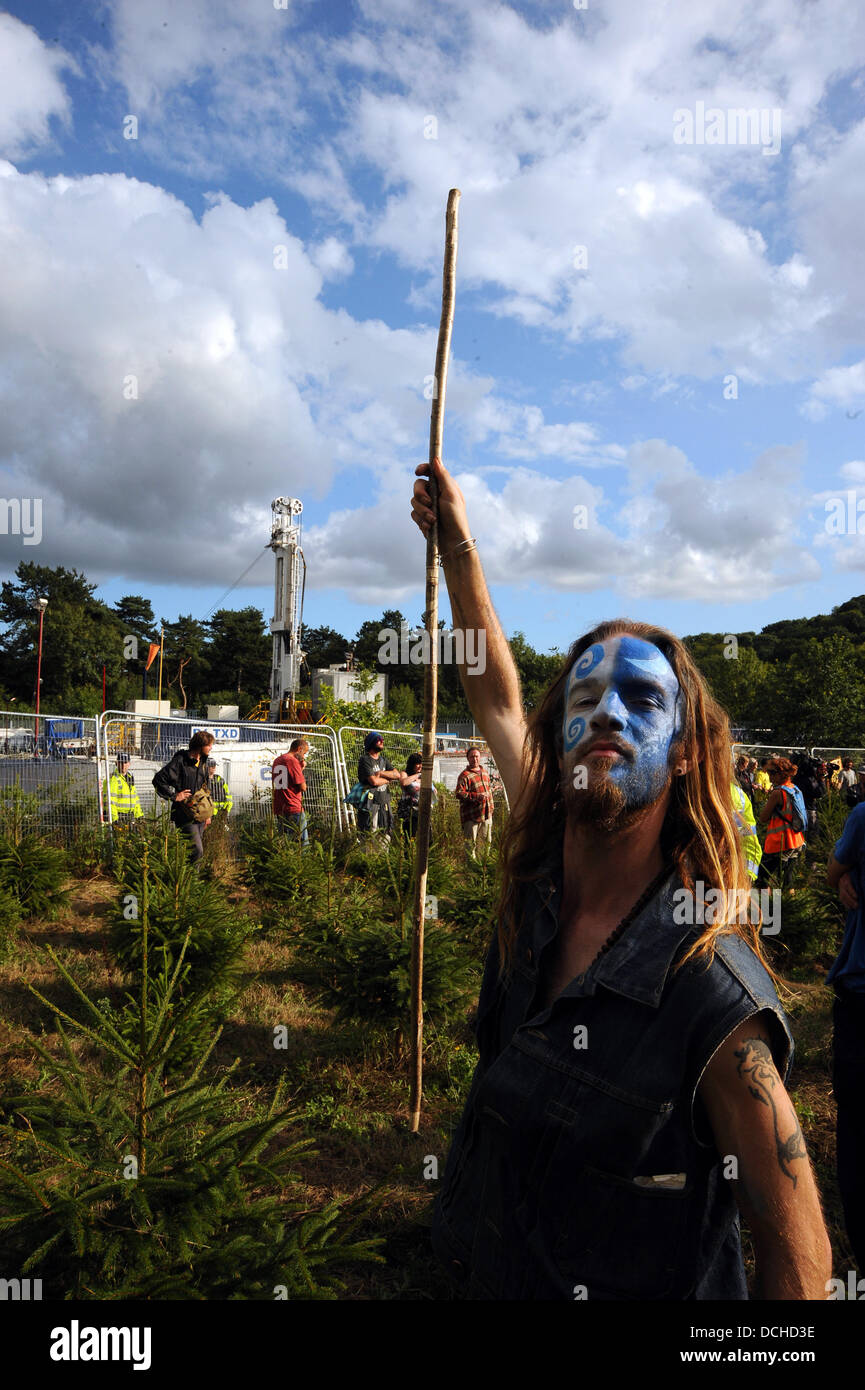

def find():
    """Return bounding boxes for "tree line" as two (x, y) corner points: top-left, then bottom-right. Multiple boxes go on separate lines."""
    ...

(2, 561), (864, 741)
(0, 565), (561, 720)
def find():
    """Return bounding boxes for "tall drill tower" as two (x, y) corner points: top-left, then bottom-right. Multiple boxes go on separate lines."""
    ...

(268, 497), (303, 720)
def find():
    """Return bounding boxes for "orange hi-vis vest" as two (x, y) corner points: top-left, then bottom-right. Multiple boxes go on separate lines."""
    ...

(764, 784), (806, 855)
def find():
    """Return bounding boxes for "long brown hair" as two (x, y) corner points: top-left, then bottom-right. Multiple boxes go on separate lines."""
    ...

(496, 619), (777, 981)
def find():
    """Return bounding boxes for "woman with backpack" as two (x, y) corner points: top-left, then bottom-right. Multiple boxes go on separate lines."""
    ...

(758, 756), (807, 893)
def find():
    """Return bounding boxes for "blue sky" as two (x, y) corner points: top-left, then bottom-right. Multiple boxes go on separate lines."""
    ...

(1, 0), (865, 658)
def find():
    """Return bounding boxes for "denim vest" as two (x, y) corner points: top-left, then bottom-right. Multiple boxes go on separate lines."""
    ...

(432, 842), (793, 1300)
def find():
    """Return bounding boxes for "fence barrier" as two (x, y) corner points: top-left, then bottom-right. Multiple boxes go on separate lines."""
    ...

(734, 745), (865, 767)
(732, 745), (808, 760)
(97, 711), (348, 832)
(810, 748), (865, 765)
(0, 707), (513, 847)
(0, 710), (101, 842)
(337, 725), (508, 828)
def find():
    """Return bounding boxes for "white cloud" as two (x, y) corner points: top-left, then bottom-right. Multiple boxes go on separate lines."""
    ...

(0, 164), (437, 583)
(301, 441), (817, 606)
(461, 397), (622, 464)
(802, 361), (865, 421)
(95, 0), (865, 380)
(0, 13), (75, 159)
(0, 160), (617, 588)
(309, 237), (355, 280)
(616, 440), (818, 600)
(107, 0), (283, 110)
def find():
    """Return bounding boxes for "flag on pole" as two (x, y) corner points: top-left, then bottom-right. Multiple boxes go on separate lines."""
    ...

(145, 642), (160, 671)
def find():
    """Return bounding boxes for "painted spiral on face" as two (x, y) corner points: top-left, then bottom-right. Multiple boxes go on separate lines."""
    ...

(564, 714), (586, 751)
(573, 643), (605, 677)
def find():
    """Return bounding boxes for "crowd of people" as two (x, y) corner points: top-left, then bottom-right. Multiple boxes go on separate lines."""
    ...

(733, 750), (864, 891)
(349, 730), (494, 857)
(102, 729), (498, 864)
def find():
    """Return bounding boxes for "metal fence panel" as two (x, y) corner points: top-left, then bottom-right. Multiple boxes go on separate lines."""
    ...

(732, 744), (808, 761)
(98, 712), (347, 830)
(0, 709), (100, 841)
(810, 747), (865, 762)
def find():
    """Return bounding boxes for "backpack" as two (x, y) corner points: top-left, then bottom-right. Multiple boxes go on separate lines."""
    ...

(345, 782), (373, 809)
(185, 788), (214, 823)
(777, 784), (808, 835)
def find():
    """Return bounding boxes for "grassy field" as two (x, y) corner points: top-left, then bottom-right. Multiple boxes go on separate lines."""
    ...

(0, 793), (856, 1299)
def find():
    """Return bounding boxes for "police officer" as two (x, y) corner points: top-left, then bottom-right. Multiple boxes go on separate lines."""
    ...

(103, 753), (143, 826)
(730, 779), (762, 881)
(207, 757), (233, 818)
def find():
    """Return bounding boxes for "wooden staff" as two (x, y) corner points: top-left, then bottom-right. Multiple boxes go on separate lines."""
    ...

(410, 188), (461, 1133)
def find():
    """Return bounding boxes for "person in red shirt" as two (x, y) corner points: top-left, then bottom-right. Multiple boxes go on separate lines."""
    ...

(272, 738), (310, 848)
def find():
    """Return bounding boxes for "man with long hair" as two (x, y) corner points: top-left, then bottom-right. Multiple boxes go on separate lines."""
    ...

(411, 458), (830, 1300)
(152, 729), (214, 864)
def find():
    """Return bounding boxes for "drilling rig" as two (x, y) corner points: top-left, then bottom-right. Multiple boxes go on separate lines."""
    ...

(266, 496), (308, 722)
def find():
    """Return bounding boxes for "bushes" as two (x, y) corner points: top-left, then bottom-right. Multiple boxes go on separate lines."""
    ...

(238, 822), (310, 909)
(238, 811), (486, 1040)
(108, 829), (258, 1061)
(0, 834), (70, 919)
(765, 881), (845, 966)
(66, 825), (112, 880)
(0, 885), (21, 964)
(0, 913), (382, 1298)
(809, 792), (850, 864)
(290, 913), (476, 1038)
(437, 849), (500, 960)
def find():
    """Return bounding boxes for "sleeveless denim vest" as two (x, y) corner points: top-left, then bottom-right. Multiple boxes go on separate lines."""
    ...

(431, 843), (793, 1301)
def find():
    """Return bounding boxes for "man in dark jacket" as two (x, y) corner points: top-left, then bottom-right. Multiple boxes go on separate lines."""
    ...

(152, 730), (214, 863)
(411, 456), (831, 1301)
(845, 765), (865, 810)
(794, 755), (824, 835)
(357, 732), (406, 835)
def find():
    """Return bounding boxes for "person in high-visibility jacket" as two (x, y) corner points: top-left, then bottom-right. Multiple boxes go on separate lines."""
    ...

(730, 780), (762, 882)
(758, 756), (805, 891)
(103, 753), (143, 824)
(206, 757), (233, 817)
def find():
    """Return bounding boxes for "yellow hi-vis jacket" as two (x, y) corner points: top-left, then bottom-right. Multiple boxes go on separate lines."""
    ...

(210, 773), (233, 816)
(730, 781), (762, 881)
(103, 771), (143, 822)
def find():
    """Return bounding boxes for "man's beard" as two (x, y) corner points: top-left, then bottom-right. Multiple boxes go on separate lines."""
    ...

(561, 754), (673, 833)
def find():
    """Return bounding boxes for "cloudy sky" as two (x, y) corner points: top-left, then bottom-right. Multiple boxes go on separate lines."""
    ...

(1, 0), (864, 652)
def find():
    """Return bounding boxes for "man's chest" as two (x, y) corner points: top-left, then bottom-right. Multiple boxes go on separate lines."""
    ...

(533, 914), (623, 1011)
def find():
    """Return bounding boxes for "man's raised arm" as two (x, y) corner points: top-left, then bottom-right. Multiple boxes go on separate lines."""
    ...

(411, 457), (527, 806)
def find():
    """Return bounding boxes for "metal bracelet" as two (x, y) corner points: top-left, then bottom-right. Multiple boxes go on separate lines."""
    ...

(438, 537), (477, 566)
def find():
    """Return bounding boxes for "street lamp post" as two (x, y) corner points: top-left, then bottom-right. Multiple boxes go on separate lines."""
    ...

(31, 597), (48, 755)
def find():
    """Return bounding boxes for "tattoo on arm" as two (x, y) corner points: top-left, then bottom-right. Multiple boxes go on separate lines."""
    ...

(734, 1037), (807, 1187)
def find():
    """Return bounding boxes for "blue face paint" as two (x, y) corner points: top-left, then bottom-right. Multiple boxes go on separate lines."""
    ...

(563, 635), (682, 809)
(573, 643), (604, 678)
(564, 714), (585, 749)
(563, 644), (604, 751)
